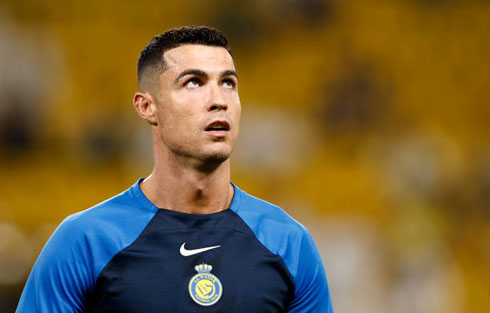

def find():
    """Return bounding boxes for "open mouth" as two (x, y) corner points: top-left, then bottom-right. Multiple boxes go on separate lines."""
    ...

(204, 120), (230, 138)
(205, 120), (230, 132)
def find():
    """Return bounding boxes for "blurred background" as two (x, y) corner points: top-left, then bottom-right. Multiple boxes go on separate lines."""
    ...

(0, 0), (489, 312)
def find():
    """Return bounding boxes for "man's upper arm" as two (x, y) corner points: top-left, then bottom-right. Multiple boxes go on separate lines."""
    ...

(16, 217), (93, 313)
(287, 230), (334, 313)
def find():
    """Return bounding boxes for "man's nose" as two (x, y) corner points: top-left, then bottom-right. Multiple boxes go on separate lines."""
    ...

(208, 85), (227, 111)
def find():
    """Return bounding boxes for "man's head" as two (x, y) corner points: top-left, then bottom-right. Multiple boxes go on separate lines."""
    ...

(133, 26), (241, 167)
(137, 26), (232, 93)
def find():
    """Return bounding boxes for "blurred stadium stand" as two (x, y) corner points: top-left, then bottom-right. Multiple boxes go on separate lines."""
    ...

(0, 0), (489, 312)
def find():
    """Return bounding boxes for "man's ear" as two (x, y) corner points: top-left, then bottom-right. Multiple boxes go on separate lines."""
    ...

(133, 92), (158, 126)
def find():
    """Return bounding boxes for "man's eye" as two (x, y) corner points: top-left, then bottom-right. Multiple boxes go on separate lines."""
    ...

(185, 78), (201, 88)
(222, 79), (235, 89)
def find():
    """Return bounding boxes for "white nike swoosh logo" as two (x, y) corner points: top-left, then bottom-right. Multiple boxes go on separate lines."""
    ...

(180, 242), (221, 257)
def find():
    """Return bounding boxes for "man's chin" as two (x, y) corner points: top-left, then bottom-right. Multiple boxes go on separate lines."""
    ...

(202, 142), (233, 159)
(203, 151), (231, 163)
(191, 153), (228, 172)
(198, 147), (232, 165)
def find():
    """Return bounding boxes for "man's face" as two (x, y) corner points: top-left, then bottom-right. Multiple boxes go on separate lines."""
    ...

(154, 44), (241, 163)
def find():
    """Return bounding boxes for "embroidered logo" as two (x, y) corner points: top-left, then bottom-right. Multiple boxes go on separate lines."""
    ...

(188, 264), (223, 306)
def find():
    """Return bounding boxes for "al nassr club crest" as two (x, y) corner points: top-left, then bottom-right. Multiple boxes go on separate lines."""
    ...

(188, 263), (223, 306)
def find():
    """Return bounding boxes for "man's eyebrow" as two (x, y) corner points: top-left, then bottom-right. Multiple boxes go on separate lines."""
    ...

(174, 69), (208, 84)
(220, 70), (238, 79)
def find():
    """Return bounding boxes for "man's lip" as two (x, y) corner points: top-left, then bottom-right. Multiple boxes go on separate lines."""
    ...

(204, 120), (231, 131)
(205, 129), (229, 138)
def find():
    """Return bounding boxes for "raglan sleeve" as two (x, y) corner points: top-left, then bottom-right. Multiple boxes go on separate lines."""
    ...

(16, 216), (94, 313)
(287, 229), (334, 313)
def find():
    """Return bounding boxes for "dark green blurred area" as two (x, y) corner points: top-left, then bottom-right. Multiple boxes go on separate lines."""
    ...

(0, 0), (489, 312)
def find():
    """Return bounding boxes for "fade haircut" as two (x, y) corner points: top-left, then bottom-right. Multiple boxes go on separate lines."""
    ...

(137, 26), (231, 91)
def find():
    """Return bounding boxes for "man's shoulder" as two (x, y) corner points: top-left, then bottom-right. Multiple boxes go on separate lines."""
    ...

(233, 185), (327, 293)
(51, 181), (158, 253)
(232, 185), (310, 244)
(17, 182), (160, 309)
(38, 181), (158, 279)
(60, 187), (139, 233)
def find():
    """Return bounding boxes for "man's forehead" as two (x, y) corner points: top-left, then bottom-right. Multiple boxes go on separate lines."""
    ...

(163, 44), (235, 72)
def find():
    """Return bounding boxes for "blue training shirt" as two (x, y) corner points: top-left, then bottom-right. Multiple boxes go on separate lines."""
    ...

(17, 179), (334, 312)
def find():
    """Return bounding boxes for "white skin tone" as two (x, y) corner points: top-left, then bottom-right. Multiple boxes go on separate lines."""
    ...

(133, 44), (241, 214)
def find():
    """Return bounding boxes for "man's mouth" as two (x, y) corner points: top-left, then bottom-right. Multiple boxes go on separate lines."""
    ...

(205, 120), (230, 137)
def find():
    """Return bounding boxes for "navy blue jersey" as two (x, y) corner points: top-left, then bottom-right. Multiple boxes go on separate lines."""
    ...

(17, 179), (333, 312)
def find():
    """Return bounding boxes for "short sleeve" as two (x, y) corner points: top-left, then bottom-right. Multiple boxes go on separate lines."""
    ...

(287, 230), (334, 313)
(16, 180), (158, 313)
(16, 217), (93, 313)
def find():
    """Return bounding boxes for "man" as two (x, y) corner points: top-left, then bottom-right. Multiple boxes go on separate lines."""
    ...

(17, 26), (333, 312)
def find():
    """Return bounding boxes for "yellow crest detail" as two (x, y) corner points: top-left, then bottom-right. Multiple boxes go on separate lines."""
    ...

(188, 263), (223, 306)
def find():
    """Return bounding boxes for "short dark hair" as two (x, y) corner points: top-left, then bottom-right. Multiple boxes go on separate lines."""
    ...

(137, 26), (231, 89)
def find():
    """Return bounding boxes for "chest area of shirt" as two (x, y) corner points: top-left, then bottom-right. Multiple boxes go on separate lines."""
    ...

(89, 225), (294, 313)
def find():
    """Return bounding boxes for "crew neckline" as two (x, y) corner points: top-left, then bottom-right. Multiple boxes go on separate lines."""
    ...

(130, 178), (241, 216)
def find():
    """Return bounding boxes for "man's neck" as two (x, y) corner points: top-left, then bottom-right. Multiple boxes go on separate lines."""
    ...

(140, 154), (234, 215)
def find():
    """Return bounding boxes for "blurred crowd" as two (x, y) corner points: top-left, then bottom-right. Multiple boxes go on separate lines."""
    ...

(0, 0), (489, 312)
